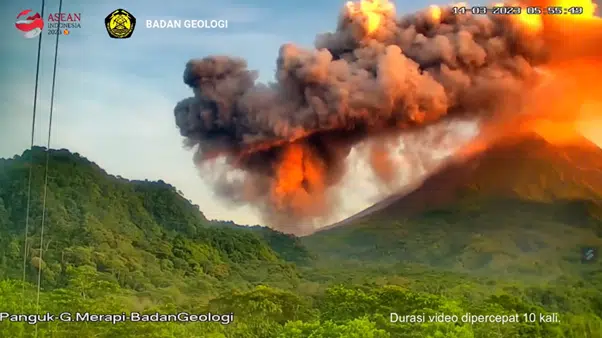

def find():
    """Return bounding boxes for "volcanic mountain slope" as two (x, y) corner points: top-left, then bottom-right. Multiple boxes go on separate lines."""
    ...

(303, 134), (602, 277)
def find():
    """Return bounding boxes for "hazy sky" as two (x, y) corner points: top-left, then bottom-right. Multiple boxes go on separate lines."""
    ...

(1, 0), (599, 226)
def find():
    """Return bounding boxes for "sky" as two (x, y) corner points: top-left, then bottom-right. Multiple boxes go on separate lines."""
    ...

(1, 0), (599, 227)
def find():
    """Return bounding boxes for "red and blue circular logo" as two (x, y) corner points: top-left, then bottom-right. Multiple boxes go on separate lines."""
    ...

(15, 9), (44, 38)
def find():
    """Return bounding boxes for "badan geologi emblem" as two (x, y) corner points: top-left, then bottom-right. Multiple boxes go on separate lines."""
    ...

(105, 9), (136, 39)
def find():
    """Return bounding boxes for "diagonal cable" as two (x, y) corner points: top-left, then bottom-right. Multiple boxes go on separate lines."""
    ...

(34, 0), (62, 335)
(21, 0), (47, 316)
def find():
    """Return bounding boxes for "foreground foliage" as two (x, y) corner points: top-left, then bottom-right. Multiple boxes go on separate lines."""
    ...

(3, 275), (602, 337)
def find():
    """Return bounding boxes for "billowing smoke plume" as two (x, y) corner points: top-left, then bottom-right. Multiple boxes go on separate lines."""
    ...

(174, 0), (601, 232)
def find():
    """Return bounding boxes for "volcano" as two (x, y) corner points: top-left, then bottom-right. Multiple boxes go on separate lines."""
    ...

(303, 134), (602, 275)
(328, 133), (602, 228)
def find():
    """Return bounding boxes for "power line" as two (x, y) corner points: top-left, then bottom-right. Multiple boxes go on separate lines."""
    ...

(34, 0), (62, 335)
(21, 0), (46, 315)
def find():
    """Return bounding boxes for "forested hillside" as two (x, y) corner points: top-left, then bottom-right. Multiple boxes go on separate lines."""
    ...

(0, 147), (308, 291)
(0, 146), (601, 337)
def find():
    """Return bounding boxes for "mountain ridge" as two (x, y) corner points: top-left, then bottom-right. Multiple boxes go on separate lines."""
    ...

(0, 146), (311, 290)
(319, 133), (602, 232)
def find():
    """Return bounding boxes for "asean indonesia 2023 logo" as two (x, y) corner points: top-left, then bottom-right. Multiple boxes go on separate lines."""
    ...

(15, 9), (44, 38)
(15, 9), (82, 38)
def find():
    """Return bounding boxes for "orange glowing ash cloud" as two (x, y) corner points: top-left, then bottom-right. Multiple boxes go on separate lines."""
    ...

(494, 0), (598, 31)
(489, 58), (602, 147)
(556, 0), (598, 17)
(345, 0), (395, 34)
(429, 5), (442, 22)
(270, 143), (327, 216)
(490, 2), (543, 30)
(520, 120), (583, 144)
(517, 9), (543, 30)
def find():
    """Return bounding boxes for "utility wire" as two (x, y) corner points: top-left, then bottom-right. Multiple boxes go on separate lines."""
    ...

(34, 0), (62, 335)
(21, 0), (46, 315)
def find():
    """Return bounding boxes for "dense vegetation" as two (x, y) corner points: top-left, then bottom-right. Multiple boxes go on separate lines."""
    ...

(1, 145), (601, 337)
